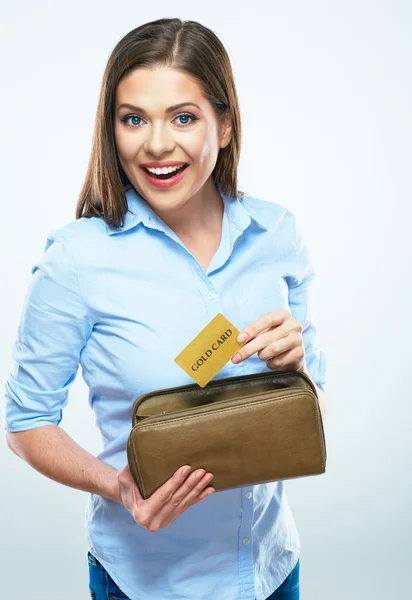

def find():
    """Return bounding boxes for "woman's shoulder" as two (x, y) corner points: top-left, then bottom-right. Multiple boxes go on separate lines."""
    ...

(239, 192), (296, 232)
(38, 215), (111, 276)
(45, 214), (109, 250)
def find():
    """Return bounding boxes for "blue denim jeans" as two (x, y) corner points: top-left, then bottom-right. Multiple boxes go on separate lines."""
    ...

(88, 552), (128, 600)
(88, 551), (300, 599)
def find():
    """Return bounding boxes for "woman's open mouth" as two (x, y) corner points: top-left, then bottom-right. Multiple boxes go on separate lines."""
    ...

(140, 164), (190, 188)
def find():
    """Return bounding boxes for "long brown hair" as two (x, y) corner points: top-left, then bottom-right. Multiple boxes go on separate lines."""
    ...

(76, 18), (245, 229)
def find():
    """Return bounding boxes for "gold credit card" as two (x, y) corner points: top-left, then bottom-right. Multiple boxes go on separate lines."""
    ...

(174, 313), (246, 387)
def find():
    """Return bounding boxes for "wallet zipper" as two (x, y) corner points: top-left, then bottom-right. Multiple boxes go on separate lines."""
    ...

(134, 386), (288, 423)
(132, 370), (318, 422)
(134, 388), (315, 423)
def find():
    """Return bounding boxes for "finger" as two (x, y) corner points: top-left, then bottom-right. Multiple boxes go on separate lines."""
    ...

(257, 330), (301, 361)
(232, 329), (275, 364)
(190, 485), (215, 504)
(132, 465), (192, 529)
(156, 471), (214, 521)
(233, 320), (291, 364)
(137, 465), (193, 517)
(168, 483), (215, 525)
(117, 464), (143, 508)
(173, 483), (215, 517)
(172, 482), (215, 517)
(266, 345), (305, 370)
(235, 309), (289, 345)
(136, 470), (209, 531)
(133, 481), (144, 504)
(153, 472), (215, 529)
(176, 472), (215, 509)
(157, 469), (212, 516)
(117, 463), (134, 487)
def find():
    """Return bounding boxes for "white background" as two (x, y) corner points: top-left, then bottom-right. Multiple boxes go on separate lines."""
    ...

(1, 1), (411, 598)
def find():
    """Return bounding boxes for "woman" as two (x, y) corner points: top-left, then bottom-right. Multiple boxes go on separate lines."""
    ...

(4, 17), (327, 600)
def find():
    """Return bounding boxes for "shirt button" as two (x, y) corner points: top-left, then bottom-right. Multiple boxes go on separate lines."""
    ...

(207, 292), (216, 300)
(242, 538), (250, 545)
(245, 492), (252, 499)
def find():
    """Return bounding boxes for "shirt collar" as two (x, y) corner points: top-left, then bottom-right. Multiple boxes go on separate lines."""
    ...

(106, 180), (268, 235)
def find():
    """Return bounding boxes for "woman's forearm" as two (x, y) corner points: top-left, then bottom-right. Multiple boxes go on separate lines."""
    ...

(5, 425), (121, 504)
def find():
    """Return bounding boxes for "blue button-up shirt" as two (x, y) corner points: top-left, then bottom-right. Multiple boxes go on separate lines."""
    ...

(4, 180), (326, 600)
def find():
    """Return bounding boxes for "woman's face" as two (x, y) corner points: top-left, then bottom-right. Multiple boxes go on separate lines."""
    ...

(114, 66), (231, 214)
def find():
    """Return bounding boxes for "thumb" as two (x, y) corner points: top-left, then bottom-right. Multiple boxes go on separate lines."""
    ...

(133, 481), (144, 506)
(121, 464), (143, 503)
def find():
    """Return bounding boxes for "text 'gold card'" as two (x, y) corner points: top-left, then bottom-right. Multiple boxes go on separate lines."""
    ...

(174, 313), (246, 387)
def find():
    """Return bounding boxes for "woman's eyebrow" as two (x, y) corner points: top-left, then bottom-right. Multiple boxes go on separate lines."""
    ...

(117, 102), (203, 113)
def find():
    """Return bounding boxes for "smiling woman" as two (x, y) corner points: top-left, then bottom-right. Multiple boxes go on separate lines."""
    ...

(4, 15), (327, 600)
(76, 20), (242, 236)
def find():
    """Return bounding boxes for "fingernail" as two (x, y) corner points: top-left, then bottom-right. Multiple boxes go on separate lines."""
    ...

(237, 332), (248, 342)
(181, 466), (191, 476)
(232, 353), (241, 363)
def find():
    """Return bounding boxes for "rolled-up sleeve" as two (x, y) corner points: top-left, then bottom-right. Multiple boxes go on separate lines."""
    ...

(283, 210), (327, 393)
(3, 230), (93, 432)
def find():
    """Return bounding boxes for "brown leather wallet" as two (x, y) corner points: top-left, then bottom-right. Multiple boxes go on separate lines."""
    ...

(127, 369), (326, 499)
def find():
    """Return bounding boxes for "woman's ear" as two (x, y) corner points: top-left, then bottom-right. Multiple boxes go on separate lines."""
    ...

(219, 112), (232, 149)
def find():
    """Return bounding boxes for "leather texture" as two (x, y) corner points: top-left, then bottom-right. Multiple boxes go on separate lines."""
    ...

(127, 370), (326, 499)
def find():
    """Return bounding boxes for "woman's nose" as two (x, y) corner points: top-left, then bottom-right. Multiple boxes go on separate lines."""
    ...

(144, 123), (175, 155)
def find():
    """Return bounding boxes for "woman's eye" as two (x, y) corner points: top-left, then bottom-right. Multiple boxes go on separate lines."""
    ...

(120, 115), (143, 127)
(120, 113), (197, 128)
(175, 113), (196, 126)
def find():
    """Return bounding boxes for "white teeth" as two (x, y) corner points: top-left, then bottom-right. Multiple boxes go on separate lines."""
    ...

(145, 165), (184, 175)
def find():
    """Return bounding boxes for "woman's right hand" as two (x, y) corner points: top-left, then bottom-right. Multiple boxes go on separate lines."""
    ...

(116, 464), (215, 532)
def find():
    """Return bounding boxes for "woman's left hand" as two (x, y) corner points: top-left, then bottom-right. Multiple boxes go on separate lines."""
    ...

(231, 309), (306, 372)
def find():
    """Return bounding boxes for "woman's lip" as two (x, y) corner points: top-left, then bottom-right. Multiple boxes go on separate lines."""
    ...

(140, 164), (190, 189)
(140, 162), (188, 168)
